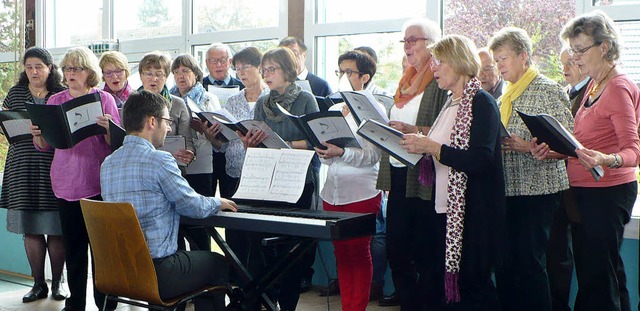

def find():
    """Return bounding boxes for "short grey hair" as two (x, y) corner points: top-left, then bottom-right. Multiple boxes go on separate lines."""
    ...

(206, 42), (232, 58)
(489, 27), (533, 66)
(560, 10), (621, 62)
(402, 18), (441, 45)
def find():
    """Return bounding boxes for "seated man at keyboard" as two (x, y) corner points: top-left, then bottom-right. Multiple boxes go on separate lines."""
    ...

(100, 90), (237, 311)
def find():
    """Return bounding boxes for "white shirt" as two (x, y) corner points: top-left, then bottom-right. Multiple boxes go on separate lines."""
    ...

(429, 99), (459, 214)
(388, 92), (423, 167)
(320, 103), (382, 205)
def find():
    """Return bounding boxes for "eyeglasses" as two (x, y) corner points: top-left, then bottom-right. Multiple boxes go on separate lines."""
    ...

(568, 43), (600, 57)
(234, 65), (254, 72)
(207, 57), (229, 65)
(335, 69), (363, 78)
(481, 65), (496, 72)
(400, 36), (429, 46)
(172, 68), (193, 76)
(429, 57), (442, 69)
(259, 66), (281, 75)
(103, 69), (125, 77)
(142, 71), (166, 79)
(157, 116), (175, 126)
(63, 66), (85, 73)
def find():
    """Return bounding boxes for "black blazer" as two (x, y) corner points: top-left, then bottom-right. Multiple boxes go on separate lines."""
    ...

(202, 75), (245, 91)
(438, 90), (505, 280)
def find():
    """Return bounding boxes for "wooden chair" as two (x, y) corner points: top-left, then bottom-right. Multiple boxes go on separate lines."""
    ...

(80, 199), (226, 311)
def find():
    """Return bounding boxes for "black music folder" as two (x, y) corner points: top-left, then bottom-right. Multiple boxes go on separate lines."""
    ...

(315, 93), (344, 111)
(108, 119), (125, 152)
(25, 93), (105, 149)
(276, 104), (360, 150)
(356, 119), (422, 168)
(0, 110), (33, 144)
(341, 91), (389, 125)
(517, 110), (604, 181)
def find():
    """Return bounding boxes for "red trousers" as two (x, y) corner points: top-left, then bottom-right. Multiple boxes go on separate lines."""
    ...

(323, 193), (381, 311)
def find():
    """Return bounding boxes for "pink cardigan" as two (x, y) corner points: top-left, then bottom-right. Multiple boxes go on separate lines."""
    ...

(568, 74), (640, 187)
(35, 89), (121, 201)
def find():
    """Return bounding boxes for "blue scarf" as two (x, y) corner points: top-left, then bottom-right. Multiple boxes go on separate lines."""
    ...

(170, 82), (209, 110)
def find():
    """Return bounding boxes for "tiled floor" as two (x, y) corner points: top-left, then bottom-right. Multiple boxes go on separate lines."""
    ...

(0, 273), (400, 311)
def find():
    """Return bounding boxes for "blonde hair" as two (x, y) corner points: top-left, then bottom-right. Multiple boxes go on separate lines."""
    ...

(99, 51), (130, 80)
(430, 35), (481, 77)
(489, 27), (533, 66)
(60, 46), (102, 87)
(139, 51), (172, 77)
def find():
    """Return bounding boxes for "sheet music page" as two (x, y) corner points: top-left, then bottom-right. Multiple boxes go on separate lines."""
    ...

(357, 119), (422, 167)
(240, 120), (290, 149)
(295, 80), (313, 94)
(158, 135), (187, 166)
(342, 91), (389, 125)
(306, 114), (357, 144)
(186, 97), (202, 116)
(268, 149), (315, 203)
(207, 85), (240, 106)
(2, 119), (32, 138)
(232, 148), (280, 200)
(65, 100), (102, 133)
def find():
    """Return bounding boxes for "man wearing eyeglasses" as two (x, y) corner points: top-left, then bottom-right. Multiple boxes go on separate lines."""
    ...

(202, 43), (245, 91)
(478, 48), (505, 99)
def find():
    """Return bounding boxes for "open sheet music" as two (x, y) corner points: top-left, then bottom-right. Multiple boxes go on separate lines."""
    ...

(25, 93), (105, 149)
(276, 104), (360, 150)
(341, 91), (389, 125)
(197, 113), (289, 149)
(357, 119), (423, 168)
(315, 92), (344, 111)
(0, 110), (33, 144)
(372, 94), (394, 113)
(207, 85), (240, 106)
(190, 105), (242, 143)
(232, 148), (315, 203)
(517, 110), (604, 181)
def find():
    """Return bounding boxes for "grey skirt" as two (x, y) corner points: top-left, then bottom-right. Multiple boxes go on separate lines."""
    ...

(6, 209), (63, 235)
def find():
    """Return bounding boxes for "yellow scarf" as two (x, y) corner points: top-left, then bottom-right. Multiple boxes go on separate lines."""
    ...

(499, 67), (539, 126)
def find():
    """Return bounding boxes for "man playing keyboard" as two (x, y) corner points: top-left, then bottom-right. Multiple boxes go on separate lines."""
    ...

(100, 90), (237, 311)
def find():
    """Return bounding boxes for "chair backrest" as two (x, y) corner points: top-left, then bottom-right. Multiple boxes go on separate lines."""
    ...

(80, 199), (165, 305)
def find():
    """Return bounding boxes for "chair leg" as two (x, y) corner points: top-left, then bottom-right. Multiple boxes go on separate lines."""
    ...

(102, 294), (109, 311)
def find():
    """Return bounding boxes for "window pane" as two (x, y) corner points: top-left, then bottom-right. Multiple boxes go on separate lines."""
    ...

(193, 0), (280, 33)
(193, 40), (280, 78)
(114, 0), (182, 41)
(0, 3), (18, 53)
(45, 0), (103, 48)
(316, 33), (404, 94)
(316, 0), (426, 24)
(444, 0), (576, 83)
(618, 21), (640, 83)
(593, 0), (640, 6)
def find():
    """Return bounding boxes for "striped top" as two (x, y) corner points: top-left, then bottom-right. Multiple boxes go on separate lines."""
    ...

(0, 84), (65, 211)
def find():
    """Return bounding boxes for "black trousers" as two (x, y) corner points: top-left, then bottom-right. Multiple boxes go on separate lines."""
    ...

(212, 151), (239, 198)
(547, 189), (585, 311)
(153, 250), (228, 311)
(58, 195), (117, 310)
(496, 193), (560, 311)
(386, 166), (443, 310)
(572, 182), (636, 311)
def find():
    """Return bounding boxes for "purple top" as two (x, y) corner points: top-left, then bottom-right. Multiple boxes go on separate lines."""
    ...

(36, 89), (121, 201)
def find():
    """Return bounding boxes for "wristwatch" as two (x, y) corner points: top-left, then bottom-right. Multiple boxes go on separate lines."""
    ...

(608, 153), (621, 168)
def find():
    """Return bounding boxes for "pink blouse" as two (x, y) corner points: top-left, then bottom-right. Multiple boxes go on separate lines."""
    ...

(567, 74), (640, 187)
(35, 89), (121, 201)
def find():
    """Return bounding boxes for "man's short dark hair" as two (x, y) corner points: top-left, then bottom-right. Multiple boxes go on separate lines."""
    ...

(278, 36), (307, 52)
(122, 90), (171, 133)
(338, 50), (377, 88)
(354, 46), (378, 63)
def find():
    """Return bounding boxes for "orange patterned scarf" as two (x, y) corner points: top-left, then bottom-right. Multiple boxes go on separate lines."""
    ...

(394, 63), (434, 108)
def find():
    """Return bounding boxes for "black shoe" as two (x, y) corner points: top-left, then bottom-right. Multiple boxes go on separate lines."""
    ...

(369, 281), (383, 301)
(51, 281), (68, 301)
(318, 279), (340, 297)
(378, 292), (400, 307)
(22, 283), (48, 303)
(299, 278), (312, 293)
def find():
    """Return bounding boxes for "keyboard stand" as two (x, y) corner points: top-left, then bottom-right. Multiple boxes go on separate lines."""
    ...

(206, 227), (317, 311)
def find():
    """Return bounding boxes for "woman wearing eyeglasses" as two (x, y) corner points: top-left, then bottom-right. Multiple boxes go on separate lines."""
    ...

(532, 11), (640, 311)
(99, 51), (132, 108)
(137, 51), (194, 167)
(374, 18), (448, 309)
(242, 46), (319, 311)
(488, 27), (573, 311)
(30, 46), (121, 311)
(169, 53), (221, 252)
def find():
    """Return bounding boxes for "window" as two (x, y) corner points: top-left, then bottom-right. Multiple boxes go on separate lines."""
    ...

(45, 0), (104, 48)
(192, 0), (280, 33)
(315, 0), (426, 24)
(617, 21), (640, 83)
(316, 33), (404, 94)
(114, 0), (182, 41)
